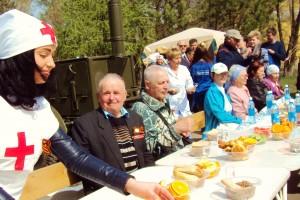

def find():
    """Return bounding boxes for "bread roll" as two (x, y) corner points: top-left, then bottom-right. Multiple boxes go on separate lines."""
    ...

(221, 178), (242, 189)
(231, 144), (247, 152)
(173, 170), (199, 181)
(173, 165), (203, 181)
(173, 165), (202, 177)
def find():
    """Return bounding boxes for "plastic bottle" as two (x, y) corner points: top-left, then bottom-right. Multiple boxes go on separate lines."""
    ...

(271, 100), (280, 124)
(284, 85), (290, 103)
(248, 97), (256, 124)
(266, 91), (274, 115)
(295, 93), (300, 126)
(288, 99), (296, 128)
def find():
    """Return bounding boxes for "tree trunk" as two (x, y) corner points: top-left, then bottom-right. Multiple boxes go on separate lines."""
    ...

(284, 0), (300, 77)
(276, 1), (285, 46)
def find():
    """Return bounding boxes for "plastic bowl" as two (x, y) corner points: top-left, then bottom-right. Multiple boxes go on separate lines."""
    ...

(196, 159), (221, 179)
(205, 130), (219, 141)
(206, 132), (217, 141)
(189, 144), (211, 157)
(173, 169), (210, 189)
(225, 185), (255, 200)
(224, 176), (261, 200)
(223, 150), (250, 161)
(253, 127), (271, 137)
(272, 131), (291, 140)
(248, 144), (255, 153)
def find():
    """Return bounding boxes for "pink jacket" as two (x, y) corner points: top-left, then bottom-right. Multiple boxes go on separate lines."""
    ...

(227, 85), (251, 120)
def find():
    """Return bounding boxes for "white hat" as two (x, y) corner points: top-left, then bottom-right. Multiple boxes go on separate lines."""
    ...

(0, 9), (57, 59)
(266, 64), (279, 75)
(149, 52), (160, 63)
(212, 63), (228, 74)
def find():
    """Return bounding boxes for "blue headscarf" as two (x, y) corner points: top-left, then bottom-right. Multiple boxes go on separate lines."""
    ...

(225, 64), (245, 91)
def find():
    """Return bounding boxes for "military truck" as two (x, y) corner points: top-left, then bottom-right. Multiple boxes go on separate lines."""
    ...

(47, 0), (141, 129)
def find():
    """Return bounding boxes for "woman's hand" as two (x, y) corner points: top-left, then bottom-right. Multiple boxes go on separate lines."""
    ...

(186, 84), (197, 94)
(125, 178), (174, 200)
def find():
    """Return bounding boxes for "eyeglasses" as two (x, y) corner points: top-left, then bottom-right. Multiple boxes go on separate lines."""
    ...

(178, 45), (187, 47)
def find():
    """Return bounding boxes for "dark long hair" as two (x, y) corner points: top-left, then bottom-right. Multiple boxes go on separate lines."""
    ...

(0, 50), (55, 110)
(247, 60), (264, 78)
(191, 46), (213, 66)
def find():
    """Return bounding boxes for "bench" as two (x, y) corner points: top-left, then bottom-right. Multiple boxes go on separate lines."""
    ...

(20, 162), (81, 200)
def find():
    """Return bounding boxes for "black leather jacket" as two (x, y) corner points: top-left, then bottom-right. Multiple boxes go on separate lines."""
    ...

(0, 128), (132, 199)
(0, 187), (14, 200)
(246, 77), (268, 112)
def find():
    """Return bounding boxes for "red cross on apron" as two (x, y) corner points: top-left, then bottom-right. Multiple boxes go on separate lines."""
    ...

(40, 21), (56, 44)
(5, 132), (34, 171)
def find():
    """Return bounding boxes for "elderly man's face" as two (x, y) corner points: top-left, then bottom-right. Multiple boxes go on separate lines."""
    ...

(145, 71), (169, 102)
(226, 37), (239, 48)
(98, 78), (127, 117)
(177, 41), (187, 53)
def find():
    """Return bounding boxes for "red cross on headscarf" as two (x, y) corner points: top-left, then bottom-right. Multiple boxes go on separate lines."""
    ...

(40, 21), (56, 44)
(5, 132), (34, 171)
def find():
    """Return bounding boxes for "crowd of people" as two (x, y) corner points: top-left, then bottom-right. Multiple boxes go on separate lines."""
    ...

(148, 27), (286, 132)
(0, 8), (288, 199)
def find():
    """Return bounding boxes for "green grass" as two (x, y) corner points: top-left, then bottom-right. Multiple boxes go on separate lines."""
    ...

(280, 75), (298, 97)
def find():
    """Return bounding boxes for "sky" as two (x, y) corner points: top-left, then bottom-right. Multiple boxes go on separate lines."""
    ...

(30, 0), (45, 17)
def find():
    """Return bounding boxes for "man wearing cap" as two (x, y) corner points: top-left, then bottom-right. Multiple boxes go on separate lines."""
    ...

(216, 29), (252, 69)
(204, 63), (242, 132)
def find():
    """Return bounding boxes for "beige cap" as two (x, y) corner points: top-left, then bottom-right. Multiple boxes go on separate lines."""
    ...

(224, 29), (243, 40)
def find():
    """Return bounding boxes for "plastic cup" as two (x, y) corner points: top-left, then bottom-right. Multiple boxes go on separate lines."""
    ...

(225, 166), (236, 178)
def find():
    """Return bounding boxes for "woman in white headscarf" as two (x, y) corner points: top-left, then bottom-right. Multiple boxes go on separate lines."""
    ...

(263, 64), (283, 99)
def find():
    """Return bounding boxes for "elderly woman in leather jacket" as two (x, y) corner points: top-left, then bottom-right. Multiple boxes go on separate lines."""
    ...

(246, 60), (268, 112)
(0, 9), (173, 200)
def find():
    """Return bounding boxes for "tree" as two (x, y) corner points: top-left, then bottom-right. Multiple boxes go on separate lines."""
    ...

(281, 0), (300, 76)
(0, 1), (15, 14)
(0, 0), (34, 14)
(193, 0), (278, 35)
(37, 0), (154, 60)
(149, 0), (192, 39)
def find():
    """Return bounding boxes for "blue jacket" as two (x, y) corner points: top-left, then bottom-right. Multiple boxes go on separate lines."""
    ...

(190, 61), (213, 110)
(204, 83), (242, 131)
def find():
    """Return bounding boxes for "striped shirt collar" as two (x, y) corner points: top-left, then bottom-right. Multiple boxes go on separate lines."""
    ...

(103, 107), (129, 119)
